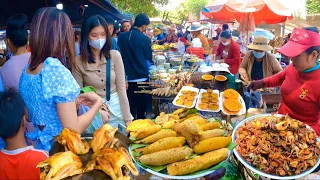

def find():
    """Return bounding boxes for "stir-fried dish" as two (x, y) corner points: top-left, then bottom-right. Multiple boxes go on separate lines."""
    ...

(236, 115), (320, 176)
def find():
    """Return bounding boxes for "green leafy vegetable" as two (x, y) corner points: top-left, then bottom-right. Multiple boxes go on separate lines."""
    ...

(187, 108), (198, 115)
(132, 151), (142, 157)
(129, 136), (136, 142)
(136, 161), (168, 172)
(227, 142), (237, 150)
(221, 161), (244, 180)
(130, 144), (148, 150)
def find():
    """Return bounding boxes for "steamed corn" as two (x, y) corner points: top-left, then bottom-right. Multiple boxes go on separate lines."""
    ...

(141, 137), (186, 154)
(200, 129), (225, 140)
(167, 148), (229, 176)
(136, 129), (177, 144)
(193, 136), (231, 154)
(130, 125), (161, 140)
(200, 122), (221, 131)
(139, 147), (193, 166)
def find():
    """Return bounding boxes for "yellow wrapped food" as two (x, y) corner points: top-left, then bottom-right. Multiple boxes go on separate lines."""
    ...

(135, 129), (177, 144)
(180, 114), (198, 121)
(167, 148), (229, 176)
(185, 116), (208, 125)
(193, 136), (231, 154)
(162, 120), (180, 129)
(127, 119), (154, 132)
(140, 137), (186, 155)
(155, 113), (179, 125)
(130, 125), (161, 140)
(139, 147), (193, 166)
(200, 129), (225, 140)
(200, 122), (221, 131)
(172, 108), (187, 115)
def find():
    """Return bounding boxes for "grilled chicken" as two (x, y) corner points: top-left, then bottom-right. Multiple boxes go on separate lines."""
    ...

(56, 128), (90, 155)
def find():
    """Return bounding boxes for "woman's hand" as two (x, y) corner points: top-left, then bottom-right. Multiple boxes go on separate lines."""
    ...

(77, 92), (103, 108)
(240, 72), (249, 82)
(248, 80), (265, 91)
(125, 120), (132, 127)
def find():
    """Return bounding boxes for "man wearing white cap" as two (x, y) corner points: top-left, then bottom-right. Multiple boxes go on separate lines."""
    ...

(185, 22), (210, 55)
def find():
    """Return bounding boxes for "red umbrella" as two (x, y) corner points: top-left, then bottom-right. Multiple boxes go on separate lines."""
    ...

(202, 0), (293, 25)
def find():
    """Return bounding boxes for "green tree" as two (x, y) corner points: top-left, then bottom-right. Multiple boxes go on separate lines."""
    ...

(184, 0), (208, 19)
(110, 0), (169, 17)
(306, 0), (320, 14)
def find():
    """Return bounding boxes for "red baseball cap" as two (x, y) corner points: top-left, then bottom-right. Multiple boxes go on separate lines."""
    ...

(278, 28), (320, 58)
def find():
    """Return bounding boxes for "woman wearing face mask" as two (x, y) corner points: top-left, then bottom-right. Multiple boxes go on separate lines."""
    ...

(249, 27), (320, 135)
(213, 30), (240, 74)
(19, 8), (103, 151)
(72, 15), (133, 128)
(239, 35), (282, 83)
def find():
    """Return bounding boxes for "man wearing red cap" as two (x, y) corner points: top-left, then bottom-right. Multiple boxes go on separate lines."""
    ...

(250, 27), (320, 135)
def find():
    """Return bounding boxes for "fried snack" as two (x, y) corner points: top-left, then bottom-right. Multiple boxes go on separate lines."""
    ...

(130, 125), (161, 140)
(207, 89), (213, 93)
(223, 89), (239, 99)
(173, 121), (202, 147)
(224, 99), (242, 112)
(202, 93), (209, 97)
(136, 129), (177, 144)
(162, 120), (180, 129)
(200, 129), (225, 140)
(138, 147), (193, 166)
(200, 122), (221, 131)
(211, 98), (218, 103)
(181, 90), (188, 94)
(127, 119), (155, 132)
(167, 148), (229, 176)
(172, 108), (187, 115)
(212, 93), (219, 99)
(186, 95), (195, 101)
(193, 136), (231, 154)
(215, 75), (227, 82)
(209, 103), (219, 111)
(180, 114), (198, 121)
(139, 137), (186, 155)
(201, 98), (209, 103)
(176, 99), (184, 105)
(189, 91), (197, 96)
(155, 112), (179, 125)
(184, 101), (193, 107)
(202, 74), (214, 81)
(199, 103), (208, 110)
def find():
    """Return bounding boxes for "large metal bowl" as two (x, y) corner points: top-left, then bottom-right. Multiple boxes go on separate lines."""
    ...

(232, 114), (320, 180)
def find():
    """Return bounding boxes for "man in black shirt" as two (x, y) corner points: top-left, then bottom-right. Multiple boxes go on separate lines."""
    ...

(118, 14), (153, 119)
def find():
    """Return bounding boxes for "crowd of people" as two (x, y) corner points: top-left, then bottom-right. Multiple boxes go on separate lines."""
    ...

(0, 6), (320, 179)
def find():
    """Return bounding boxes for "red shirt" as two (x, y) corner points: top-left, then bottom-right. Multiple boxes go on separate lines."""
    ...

(264, 64), (320, 135)
(216, 40), (241, 74)
(0, 146), (48, 179)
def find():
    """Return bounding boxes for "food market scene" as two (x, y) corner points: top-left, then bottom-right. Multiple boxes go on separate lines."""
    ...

(1, 0), (320, 179)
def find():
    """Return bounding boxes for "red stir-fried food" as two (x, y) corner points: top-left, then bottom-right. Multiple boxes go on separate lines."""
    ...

(236, 115), (320, 176)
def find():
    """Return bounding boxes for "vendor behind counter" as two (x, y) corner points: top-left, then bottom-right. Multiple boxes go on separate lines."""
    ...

(185, 22), (210, 56)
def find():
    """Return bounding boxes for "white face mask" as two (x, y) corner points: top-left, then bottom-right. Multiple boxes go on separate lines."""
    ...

(89, 38), (106, 50)
(222, 40), (230, 46)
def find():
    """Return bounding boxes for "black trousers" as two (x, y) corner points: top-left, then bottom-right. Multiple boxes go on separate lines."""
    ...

(127, 80), (152, 119)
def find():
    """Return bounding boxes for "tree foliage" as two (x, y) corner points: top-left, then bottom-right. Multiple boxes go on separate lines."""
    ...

(110, 0), (169, 17)
(184, 0), (208, 19)
(306, 0), (320, 14)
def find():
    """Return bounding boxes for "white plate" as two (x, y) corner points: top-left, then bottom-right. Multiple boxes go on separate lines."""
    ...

(172, 86), (200, 108)
(220, 63), (229, 68)
(220, 92), (246, 116)
(128, 146), (217, 179)
(195, 89), (221, 112)
(232, 114), (320, 180)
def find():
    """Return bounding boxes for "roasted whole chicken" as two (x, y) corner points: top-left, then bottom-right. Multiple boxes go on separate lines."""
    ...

(37, 151), (83, 180)
(56, 128), (90, 155)
(84, 147), (139, 180)
(90, 124), (118, 152)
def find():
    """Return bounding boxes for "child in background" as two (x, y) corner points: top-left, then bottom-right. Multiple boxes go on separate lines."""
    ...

(0, 90), (48, 179)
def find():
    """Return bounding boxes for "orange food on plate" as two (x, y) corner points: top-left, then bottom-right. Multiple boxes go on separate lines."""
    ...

(181, 90), (188, 94)
(179, 95), (186, 99)
(207, 89), (213, 93)
(224, 89), (239, 99)
(209, 104), (219, 111)
(198, 103), (208, 110)
(184, 101), (193, 107)
(211, 98), (218, 103)
(176, 99), (184, 105)
(201, 98), (208, 103)
(202, 93), (209, 97)
(215, 75), (227, 82)
(223, 99), (242, 112)
(187, 95), (195, 101)
(201, 74), (214, 81)
(189, 91), (197, 96)
(212, 93), (218, 99)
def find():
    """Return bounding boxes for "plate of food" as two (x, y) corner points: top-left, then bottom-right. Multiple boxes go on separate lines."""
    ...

(220, 89), (246, 115)
(196, 89), (220, 112)
(126, 112), (236, 179)
(232, 114), (320, 180)
(173, 86), (200, 108)
(215, 75), (227, 82)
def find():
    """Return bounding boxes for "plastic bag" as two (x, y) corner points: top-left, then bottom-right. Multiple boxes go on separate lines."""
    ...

(177, 39), (185, 55)
(78, 104), (103, 133)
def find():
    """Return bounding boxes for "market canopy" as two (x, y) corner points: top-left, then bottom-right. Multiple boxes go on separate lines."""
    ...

(202, 0), (293, 25)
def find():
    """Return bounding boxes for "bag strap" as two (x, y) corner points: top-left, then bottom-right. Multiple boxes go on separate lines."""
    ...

(106, 58), (111, 101)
